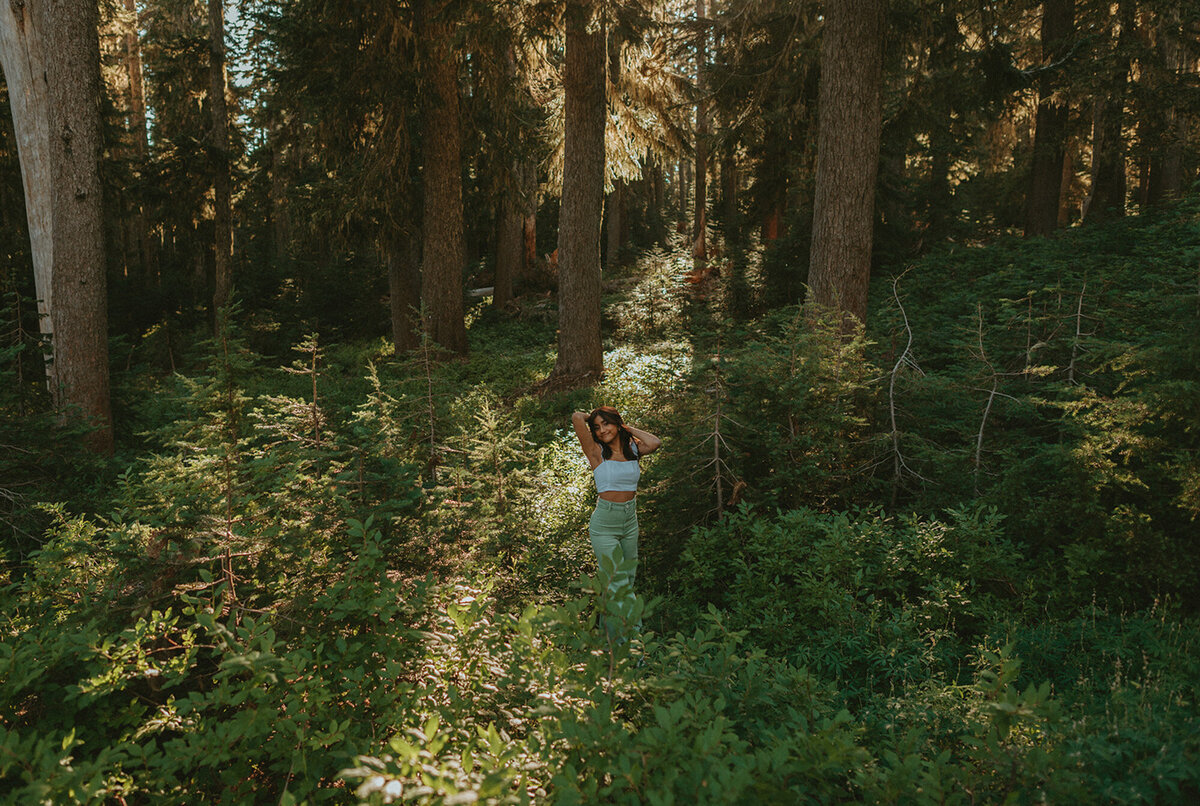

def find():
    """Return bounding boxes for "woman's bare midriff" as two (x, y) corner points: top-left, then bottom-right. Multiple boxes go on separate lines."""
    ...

(599, 491), (636, 503)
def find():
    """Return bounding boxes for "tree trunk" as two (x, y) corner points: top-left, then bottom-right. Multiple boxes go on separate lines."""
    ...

(762, 202), (782, 242)
(693, 0), (708, 260)
(495, 164), (523, 307)
(208, 0), (232, 313)
(553, 3), (605, 380)
(926, 9), (957, 237)
(0, 0), (113, 453)
(1084, 1), (1130, 223)
(1057, 138), (1075, 226)
(417, 1), (467, 354)
(1024, 0), (1075, 237)
(1086, 96), (1126, 221)
(719, 128), (738, 245)
(807, 0), (885, 327)
(1156, 9), (1188, 201)
(494, 45), (536, 309)
(1158, 108), (1186, 201)
(123, 0), (155, 283)
(269, 139), (290, 262)
(647, 156), (667, 244)
(387, 231), (421, 353)
(1136, 118), (1157, 206)
(520, 159), (538, 285)
(605, 181), (623, 270)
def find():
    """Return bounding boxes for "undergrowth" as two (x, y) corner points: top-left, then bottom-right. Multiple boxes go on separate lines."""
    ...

(2, 200), (1200, 802)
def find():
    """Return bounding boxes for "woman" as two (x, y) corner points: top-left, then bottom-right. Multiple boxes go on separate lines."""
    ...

(571, 406), (662, 601)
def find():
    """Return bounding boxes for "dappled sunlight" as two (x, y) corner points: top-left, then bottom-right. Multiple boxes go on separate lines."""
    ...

(503, 433), (596, 597)
(598, 344), (693, 414)
(610, 246), (694, 342)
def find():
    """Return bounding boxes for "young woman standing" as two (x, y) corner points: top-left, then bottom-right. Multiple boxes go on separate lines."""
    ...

(571, 406), (662, 598)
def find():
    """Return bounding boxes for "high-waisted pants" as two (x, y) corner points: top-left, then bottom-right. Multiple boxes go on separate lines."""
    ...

(588, 497), (639, 594)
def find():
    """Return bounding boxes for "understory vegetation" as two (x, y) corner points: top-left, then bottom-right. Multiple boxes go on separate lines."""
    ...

(3, 199), (1200, 803)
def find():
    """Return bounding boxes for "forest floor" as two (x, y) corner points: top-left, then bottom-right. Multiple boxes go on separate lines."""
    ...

(4, 207), (1200, 802)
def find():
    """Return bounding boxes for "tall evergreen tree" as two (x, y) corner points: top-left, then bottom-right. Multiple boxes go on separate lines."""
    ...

(693, 0), (708, 259)
(493, 41), (541, 308)
(141, 0), (226, 314)
(553, 1), (607, 380)
(1024, 0), (1075, 236)
(209, 0), (233, 313)
(707, 0), (821, 258)
(264, 0), (423, 348)
(416, 0), (468, 355)
(0, 0), (113, 453)
(120, 0), (155, 284)
(1083, 0), (1132, 222)
(807, 0), (885, 327)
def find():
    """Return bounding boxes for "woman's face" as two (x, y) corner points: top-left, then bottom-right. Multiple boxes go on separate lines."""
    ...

(591, 416), (619, 444)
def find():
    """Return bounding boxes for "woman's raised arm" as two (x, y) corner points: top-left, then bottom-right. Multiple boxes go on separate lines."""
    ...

(571, 411), (602, 468)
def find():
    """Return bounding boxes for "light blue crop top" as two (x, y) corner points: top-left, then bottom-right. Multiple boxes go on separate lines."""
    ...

(593, 443), (640, 493)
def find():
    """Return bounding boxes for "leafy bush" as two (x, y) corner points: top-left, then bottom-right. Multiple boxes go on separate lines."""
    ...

(676, 505), (1023, 700)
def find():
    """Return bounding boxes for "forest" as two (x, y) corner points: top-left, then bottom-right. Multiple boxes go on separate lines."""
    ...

(1, 0), (1199, 802)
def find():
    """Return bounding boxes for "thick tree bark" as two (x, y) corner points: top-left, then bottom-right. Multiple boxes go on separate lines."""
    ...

(553, 4), (605, 379)
(1057, 140), (1075, 226)
(417, 1), (467, 354)
(1158, 108), (1186, 201)
(603, 30), (622, 271)
(387, 231), (422, 353)
(208, 0), (232, 313)
(0, 0), (113, 453)
(1085, 97), (1126, 221)
(807, 0), (885, 327)
(693, 0), (707, 259)
(1024, 0), (1075, 237)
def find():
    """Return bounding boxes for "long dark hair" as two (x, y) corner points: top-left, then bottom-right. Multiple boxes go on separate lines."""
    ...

(587, 406), (639, 461)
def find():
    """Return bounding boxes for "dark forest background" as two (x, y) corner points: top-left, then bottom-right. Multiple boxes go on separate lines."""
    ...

(2, 0), (1199, 802)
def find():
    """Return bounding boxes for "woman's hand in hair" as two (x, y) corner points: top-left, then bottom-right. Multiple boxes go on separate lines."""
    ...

(623, 423), (662, 455)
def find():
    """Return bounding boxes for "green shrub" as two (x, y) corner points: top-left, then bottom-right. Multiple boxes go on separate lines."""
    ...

(676, 505), (1022, 700)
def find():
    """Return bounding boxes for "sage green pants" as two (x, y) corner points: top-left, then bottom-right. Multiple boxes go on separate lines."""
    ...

(588, 497), (639, 593)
